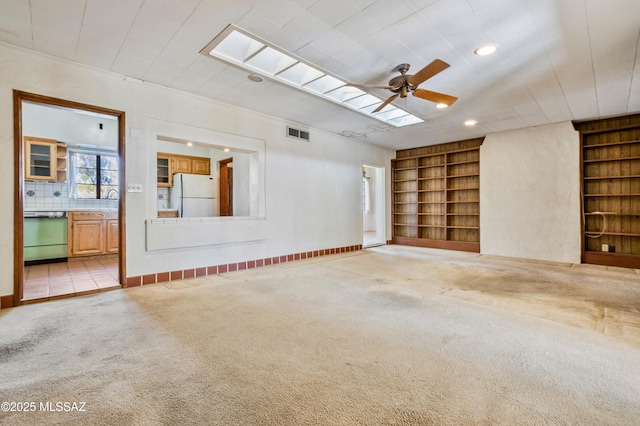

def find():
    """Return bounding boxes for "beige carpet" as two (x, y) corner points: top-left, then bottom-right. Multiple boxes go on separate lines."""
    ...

(1, 246), (640, 425)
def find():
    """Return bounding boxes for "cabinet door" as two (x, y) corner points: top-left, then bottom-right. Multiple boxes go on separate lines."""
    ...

(157, 154), (172, 187)
(25, 137), (57, 181)
(105, 220), (119, 253)
(192, 158), (211, 175)
(70, 220), (104, 256)
(172, 156), (192, 174)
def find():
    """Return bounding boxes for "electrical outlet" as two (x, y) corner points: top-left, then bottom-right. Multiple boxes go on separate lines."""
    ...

(127, 183), (143, 193)
(608, 245), (615, 253)
(601, 244), (609, 252)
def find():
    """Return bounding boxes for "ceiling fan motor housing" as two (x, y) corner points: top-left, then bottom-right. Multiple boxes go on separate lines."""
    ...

(388, 75), (416, 97)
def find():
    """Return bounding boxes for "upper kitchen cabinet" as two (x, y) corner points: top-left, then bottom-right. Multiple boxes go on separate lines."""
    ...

(157, 153), (211, 187)
(24, 136), (67, 182)
(157, 154), (172, 188)
(171, 154), (210, 176)
(172, 155), (192, 174)
(192, 157), (211, 175)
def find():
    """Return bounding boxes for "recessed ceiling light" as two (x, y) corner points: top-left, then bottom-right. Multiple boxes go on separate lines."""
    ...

(474, 44), (497, 56)
(200, 24), (423, 128)
(186, 142), (193, 147)
(464, 119), (478, 126)
(224, 148), (230, 152)
(435, 103), (449, 109)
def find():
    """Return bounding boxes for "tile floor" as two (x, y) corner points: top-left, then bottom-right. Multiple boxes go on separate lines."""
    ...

(23, 256), (120, 303)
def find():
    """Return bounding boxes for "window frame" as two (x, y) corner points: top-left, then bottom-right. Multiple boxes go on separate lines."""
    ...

(69, 148), (119, 200)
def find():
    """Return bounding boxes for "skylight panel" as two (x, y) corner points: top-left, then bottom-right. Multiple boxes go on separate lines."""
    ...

(210, 30), (264, 62)
(343, 94), (381, 109)
(388, 114), (424, 126)
(277, 62), (324, 86)
(324, 86), (365, 103)
(360, 102), (384, 114)
(245, 47), (297, 75)
(303, 75), (346, 95)
(375, 108), (408, 121)
(372, 104), (398, 115)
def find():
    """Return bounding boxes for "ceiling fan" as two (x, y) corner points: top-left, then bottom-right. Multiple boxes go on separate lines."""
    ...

(348, 59), (458, 113)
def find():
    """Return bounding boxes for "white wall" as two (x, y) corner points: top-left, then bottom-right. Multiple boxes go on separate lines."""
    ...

(480, 122), (582, 263)
(0, 44), (394, 298)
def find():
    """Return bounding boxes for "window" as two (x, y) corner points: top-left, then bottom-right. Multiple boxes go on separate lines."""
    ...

(362, 177), (370, 213)
(69, 150), (118, 199)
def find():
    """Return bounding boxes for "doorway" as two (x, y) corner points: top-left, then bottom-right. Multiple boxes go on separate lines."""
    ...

(362, 164), (386, 248)
(219, 158), (233, 216)
(13, 91), (126, 306)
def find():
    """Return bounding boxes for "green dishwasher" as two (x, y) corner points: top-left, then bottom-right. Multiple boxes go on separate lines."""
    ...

(24, 215), (68, 263)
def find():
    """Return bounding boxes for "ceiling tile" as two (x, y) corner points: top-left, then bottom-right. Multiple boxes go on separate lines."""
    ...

(309, 29), (357, 57)
(76, 0), (143, 69)
(0, 0), (33, 49)
(251, 0), (307, 27)
(361, 0), (415, 29)
(418, 0), (472, 29)
(307, 0), (360, 27)
(142, 40), (200, 84)
(282, 10), (333, 44)
(172, 56), (228, 93)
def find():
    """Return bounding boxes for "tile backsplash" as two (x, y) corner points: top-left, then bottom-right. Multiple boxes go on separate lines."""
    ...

(24, 181), (118, 210)
(157, 187), (170, 210)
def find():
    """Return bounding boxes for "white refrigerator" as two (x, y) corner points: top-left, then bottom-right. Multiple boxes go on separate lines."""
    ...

(170, 174), (218, 217)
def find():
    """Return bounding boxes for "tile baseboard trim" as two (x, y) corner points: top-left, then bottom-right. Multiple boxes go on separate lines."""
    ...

(1, 295), (14, 309)
(125, 244), (363, 287)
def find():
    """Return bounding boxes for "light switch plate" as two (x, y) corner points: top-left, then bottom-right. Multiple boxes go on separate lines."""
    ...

(127, 183), (143, 193)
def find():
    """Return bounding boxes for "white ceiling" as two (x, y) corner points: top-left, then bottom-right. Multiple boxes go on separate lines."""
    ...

(1, 0), (639, 150)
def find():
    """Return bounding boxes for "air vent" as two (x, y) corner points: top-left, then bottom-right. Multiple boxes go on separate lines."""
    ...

(287, 126), (310, 141)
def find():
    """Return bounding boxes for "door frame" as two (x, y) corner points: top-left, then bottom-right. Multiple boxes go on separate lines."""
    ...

(13, 91), (127, 306)
(362, 163), (386, 247)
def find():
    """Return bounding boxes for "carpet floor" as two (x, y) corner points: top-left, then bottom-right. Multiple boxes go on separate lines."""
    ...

(1, 245), (640, 425)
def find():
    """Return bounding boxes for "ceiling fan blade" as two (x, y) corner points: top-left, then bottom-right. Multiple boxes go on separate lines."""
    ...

(407, 59), (450, 86)
(373, 94), (399, 113)
(347, 83), (396, 90)
(413, 89), (458, 106)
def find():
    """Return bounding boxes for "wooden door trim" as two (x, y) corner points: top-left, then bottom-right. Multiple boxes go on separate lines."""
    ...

(12, 91), (127, 307)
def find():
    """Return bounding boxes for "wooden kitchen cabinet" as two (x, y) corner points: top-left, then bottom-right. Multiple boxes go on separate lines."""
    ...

(157, 154), (172, 187)
(192, 157), (211, 175)
(24, 136), (67, 182)
(68, 211), (118, 257)
(105, 219), (119, 253)
(172, 156), (192, 174)
(157, 153), (211, 187)
(172, 155), (210, 175)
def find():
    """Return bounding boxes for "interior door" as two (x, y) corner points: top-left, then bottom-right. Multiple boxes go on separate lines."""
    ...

(219, 158), (233, 216)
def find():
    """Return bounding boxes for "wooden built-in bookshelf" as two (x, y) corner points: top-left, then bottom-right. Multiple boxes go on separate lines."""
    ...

(392, 138), (483, 252)
(575, 114), (640, 268)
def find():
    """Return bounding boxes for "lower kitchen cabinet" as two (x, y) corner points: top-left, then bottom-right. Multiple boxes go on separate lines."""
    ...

(105, 219), (119, 253)
(68, 211), (118, 257)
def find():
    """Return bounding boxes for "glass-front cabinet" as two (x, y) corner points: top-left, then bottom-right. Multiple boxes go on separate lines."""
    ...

(24, 136), (67, 182)
(157, 154), (172, 187)
(24, 136), (57, 181)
